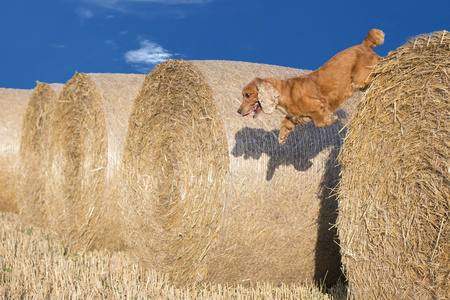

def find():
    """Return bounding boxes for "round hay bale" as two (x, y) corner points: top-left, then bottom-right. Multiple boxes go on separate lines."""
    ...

(0, 88), (33, 212)
(18, 82), (63, 227)
(337, 31), (450, 299)
(121, 59), (360, 285)
(47, 73), (144, 251)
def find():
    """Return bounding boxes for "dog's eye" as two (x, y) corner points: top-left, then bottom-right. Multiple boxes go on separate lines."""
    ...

(245, 93), (251, 98)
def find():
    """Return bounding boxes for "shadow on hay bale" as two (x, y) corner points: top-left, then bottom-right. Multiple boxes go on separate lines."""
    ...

(47, 73), (144, 251)
(18, 82), (63, 227)
(121, 59), (360, 286)
(337, 31), (450, 299)
(0, 88), (33, 213)
(232, 118), (349, 285)
(231, 117), (347, 181)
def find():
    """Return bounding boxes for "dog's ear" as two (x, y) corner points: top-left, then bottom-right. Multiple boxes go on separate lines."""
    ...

(257, 80), (279, 114)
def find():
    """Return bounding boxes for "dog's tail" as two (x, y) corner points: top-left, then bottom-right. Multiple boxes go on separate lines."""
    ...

(363, 29), (385, 49)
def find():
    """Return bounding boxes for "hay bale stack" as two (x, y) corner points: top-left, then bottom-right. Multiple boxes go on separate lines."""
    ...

(18, 82), (63, 227)
(0, 88), (33, 212)
(121, 59), (360, 285)
(337, 31), (450, 299)
(47, 73), (144, 251)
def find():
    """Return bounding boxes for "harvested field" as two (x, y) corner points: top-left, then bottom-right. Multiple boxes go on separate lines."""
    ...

(0, 212), (346, 299)
(120, 59), (360, 285)
(0, 88), (33, 213)
(337, 31), (450, 299)
(46, 73), (144, 251)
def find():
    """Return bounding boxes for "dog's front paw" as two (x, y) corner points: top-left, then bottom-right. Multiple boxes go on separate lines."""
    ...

(278, 131), (289, 145)
(279, 117), (295, 145)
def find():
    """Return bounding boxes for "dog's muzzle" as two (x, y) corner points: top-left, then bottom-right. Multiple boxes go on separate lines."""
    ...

(239, 103), (259, 117)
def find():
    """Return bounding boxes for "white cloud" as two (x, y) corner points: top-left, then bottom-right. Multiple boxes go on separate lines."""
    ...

(125, 40), (174, 72)
(76, 7), (94, 19)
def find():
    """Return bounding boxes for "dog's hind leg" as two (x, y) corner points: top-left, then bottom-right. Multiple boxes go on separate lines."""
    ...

(313, 113), (338, 127)
(351, 64), (376, 88)
(311, 105), (338, 127)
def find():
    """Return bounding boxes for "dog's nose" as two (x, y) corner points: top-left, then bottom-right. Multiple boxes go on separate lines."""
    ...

(237, 108), (242, 115)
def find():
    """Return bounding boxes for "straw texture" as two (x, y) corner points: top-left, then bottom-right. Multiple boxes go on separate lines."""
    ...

(121, 59), (360, 285)
(337, 31), (450, 299)
(0, 88), (33, 212)
(47, 73), (144, 251)
(18, 82), (63, 227)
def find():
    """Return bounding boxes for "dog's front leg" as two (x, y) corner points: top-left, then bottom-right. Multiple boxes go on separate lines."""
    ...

(278, 115), (312, 145)
(278, 117), (296, 145)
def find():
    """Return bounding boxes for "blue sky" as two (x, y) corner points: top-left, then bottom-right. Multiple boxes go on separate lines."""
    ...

(1, 0), (449, 89)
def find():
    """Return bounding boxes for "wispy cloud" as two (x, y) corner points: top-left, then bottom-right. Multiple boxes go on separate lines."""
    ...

(75, 0), (215, 17)
(50, 43), (67, 49)
(131, 0), (213, 4)
(76, 7), (94, 23)
(125, 40), (176, 72)
(90, 0), (213, 6)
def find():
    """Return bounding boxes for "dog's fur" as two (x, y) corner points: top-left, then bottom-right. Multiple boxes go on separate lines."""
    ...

(237, 28), (384, 144)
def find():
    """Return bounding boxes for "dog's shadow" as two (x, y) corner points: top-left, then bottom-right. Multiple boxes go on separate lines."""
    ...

(231, 116), (346, 181)
(231, 112), (348, 286)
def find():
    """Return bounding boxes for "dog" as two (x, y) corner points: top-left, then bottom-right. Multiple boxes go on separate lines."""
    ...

(237, 28), (384, 145)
